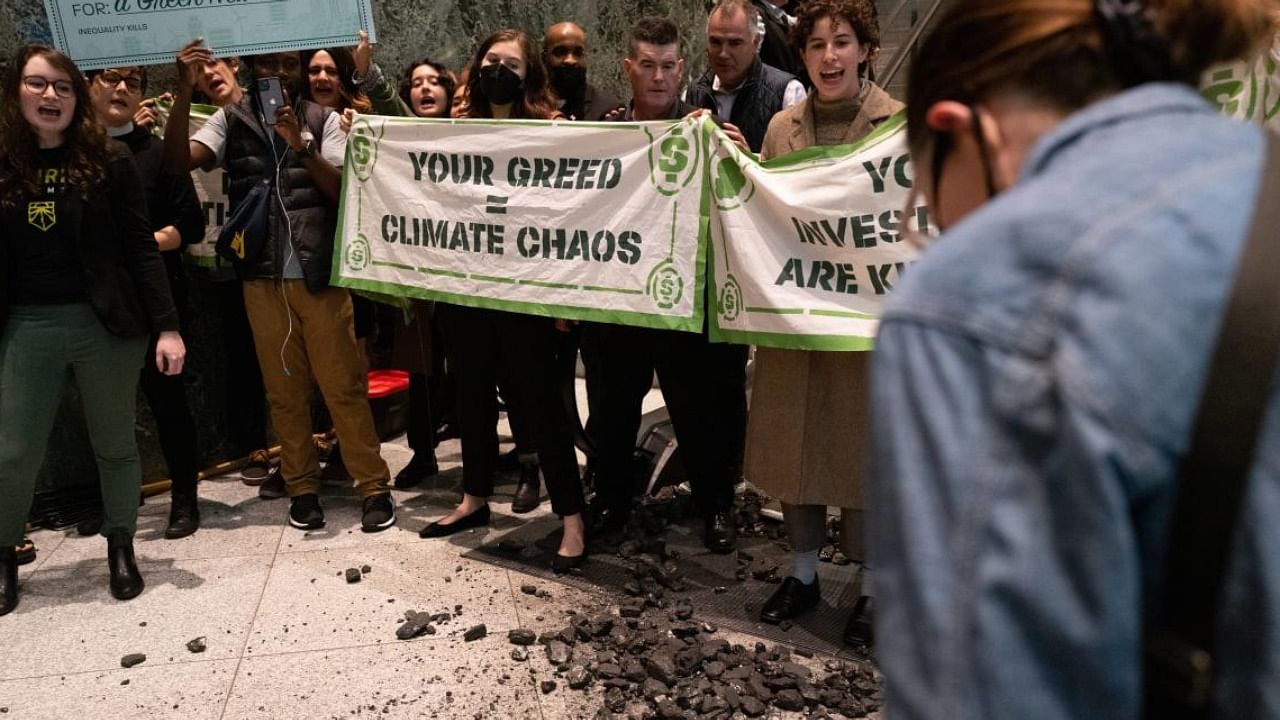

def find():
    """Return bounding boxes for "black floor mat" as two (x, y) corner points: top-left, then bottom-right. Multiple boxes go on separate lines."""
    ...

(463, 504), (869, 660)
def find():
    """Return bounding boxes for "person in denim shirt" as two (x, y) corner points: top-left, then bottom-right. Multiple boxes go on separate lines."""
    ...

(870, 0), (1279, 717)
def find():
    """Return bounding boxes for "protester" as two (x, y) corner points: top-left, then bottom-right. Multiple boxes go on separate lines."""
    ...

(0, 45), (186, 614)
(871, 0), (1278, 716)
(543, 21), (622, 121)
(87, 64), (206, 539)
(746, 0), (898, 646)
(351, 31), (447, 490)
(299, 44), (379, 488)
(166, 41), (396, 533)
(418, 29), (588, 573)
(590, 16), (749, 554)
(687, 0), (806, 153)
(754, 0), (810, 86)
(541, 20), (621, 499)
(189, 53), (281, 491)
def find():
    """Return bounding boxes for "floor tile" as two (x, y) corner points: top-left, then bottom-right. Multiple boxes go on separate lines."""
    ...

(0, 556), (271, 681)
(0, 658), (237, 720)
(243, 542), (520, 657)
(221, 640), (543, 719)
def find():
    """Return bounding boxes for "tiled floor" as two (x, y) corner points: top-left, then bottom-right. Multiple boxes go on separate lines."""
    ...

(2, 419), (874, 719)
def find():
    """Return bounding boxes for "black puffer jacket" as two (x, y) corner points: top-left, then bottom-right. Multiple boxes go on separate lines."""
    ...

(223, 97), (336, 292)
(686, 57), (797, 153)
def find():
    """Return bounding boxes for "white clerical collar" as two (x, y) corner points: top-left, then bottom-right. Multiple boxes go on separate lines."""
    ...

(107, 122), (134, 138)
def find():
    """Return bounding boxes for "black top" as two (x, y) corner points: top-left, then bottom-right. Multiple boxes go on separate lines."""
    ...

(0, 140), (180, 337)
(117, 124), (205, 320)
(3, 146), (87, 304)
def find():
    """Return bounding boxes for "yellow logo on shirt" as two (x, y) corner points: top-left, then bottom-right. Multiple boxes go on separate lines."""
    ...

(28, 201), (56, 232)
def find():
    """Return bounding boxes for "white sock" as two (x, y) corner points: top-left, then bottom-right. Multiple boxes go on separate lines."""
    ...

(791, 549), (820, 585)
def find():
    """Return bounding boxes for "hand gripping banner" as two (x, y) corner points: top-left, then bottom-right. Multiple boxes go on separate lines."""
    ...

(334, 114), (709, 333)
(704, 114), (926, 350)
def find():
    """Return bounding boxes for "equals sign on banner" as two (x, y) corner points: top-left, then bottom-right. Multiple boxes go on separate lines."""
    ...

(486, 195), (508, 215)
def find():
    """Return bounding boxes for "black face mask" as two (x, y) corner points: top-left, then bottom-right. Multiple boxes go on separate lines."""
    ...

(478, 63), (523, 106)
(549, 64), (587, 100)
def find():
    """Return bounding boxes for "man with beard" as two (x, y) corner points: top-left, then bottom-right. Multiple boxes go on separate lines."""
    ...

(164, 43), (396, 534)
(543, 22), (621, 122)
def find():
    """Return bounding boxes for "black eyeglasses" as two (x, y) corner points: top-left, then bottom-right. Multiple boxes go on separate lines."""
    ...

(96, 71), (143, 93)
(22, 75), (75, 99)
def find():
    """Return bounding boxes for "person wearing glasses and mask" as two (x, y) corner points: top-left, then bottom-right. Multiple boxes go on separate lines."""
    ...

(745, 0), (900, 646)
(871, 0), (1279, 717)
(86, 65), (205, 540)
(0, 46), (186, 615)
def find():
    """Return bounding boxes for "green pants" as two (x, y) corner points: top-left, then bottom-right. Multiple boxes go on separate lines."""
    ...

(0, 304), (146, 546)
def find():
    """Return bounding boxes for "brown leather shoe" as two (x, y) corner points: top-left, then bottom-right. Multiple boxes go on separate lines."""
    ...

(510, 461), (542, 514)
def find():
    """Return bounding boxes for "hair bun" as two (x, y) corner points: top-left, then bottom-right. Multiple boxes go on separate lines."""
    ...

(1094, 0), (1177, 85)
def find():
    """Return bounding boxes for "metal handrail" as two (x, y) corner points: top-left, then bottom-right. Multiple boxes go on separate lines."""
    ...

(879, 0), (948, 87)
(879, 0), (915, 37)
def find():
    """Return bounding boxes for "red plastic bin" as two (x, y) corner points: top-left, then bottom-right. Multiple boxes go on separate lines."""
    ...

(367, 370), (411, 441)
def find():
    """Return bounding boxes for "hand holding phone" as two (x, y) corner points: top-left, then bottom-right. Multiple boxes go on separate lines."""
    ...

(256, 76), (285, 125)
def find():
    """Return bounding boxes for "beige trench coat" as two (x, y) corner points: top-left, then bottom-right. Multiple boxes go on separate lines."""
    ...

(745, 82), (905, 509)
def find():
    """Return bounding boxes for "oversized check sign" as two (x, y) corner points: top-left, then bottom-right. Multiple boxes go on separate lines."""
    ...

(42, 0), (376, 71)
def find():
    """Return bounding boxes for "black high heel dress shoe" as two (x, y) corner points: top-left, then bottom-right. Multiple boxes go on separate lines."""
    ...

(419, 504), (491, 538)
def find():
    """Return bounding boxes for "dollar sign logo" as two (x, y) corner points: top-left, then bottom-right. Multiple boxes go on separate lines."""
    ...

(350, 118), (383, 182)
(650, 121), (699, 196)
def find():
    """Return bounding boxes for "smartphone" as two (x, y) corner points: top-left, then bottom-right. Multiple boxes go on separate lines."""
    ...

(255, 76), (285, 125)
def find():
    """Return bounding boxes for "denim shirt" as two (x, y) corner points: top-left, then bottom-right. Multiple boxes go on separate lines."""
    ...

(870, 84), (1280, 719)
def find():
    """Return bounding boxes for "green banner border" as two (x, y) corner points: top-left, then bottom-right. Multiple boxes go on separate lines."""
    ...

(332, 116), (710, 334)
(704, 111), (908, 350)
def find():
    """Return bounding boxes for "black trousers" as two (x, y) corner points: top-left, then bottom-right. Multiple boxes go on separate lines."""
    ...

(406, 372), (437, 454)
(436, 304), (583, 517)
(212, 280), (268, 455)
(594, 323), (747, 517)
(139, 355), (200, 494)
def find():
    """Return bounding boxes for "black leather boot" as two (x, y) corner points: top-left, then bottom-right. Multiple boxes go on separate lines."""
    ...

(164, 488), (200, 540)
(0, 546), (18, 616)
(703, 510), (738, 554)
(107, 530), (144, 601)
(844, 595), (875, 647)
(510, 460), (542, 514)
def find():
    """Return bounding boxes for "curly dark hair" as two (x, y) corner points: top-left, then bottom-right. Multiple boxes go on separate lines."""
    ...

(463, 29), (558, 120)
(301, 47), (372, 113)
(792, 0), (882, 76)
(398, 58), (457, 118)
(0, 45), (108, 212)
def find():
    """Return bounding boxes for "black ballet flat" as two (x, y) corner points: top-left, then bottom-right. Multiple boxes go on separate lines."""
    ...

(551, 551), (586, 574)
(418, 504), (490, 538)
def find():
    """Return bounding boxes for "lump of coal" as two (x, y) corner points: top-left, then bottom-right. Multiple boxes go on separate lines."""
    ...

(185, 637), (207, 654)
(344, 568), (361, 583)
(540, 680), (557, 694)
(546, 640), (572, 666)
(567, 666), (592, 689)
(120, 654), (146, 669)
(507, 629), (536, 646)
(463, 624), (487, 642)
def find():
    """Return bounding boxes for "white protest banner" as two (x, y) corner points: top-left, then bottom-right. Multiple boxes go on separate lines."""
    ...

(42, 0), (376, 71)
(181, 103), (229, 269)
(334, 115), (708, 332)
(705, 114), (926, 351)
